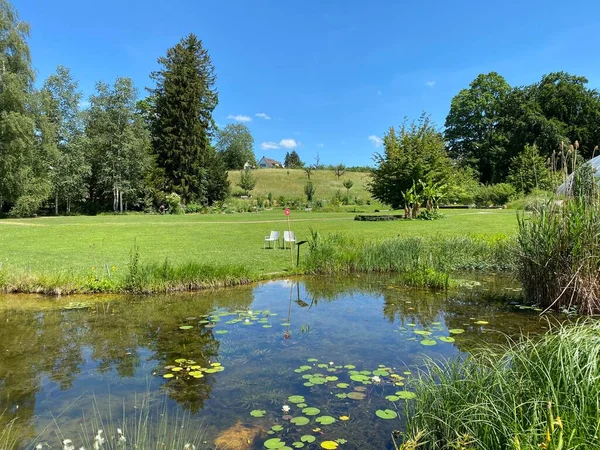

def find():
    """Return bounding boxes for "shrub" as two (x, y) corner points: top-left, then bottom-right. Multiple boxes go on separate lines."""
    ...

(184, 203), (203, 213)
(165, 192), (183, 214)
(474, 183), (517, 207)
(304, 181), (316, 202)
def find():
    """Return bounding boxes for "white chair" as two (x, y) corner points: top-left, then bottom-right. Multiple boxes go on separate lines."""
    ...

(283, 231), (296, 249)
(264, 231), (280, 249)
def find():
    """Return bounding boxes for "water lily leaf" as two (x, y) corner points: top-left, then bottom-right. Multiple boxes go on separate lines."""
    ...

(297, 403), (307, 408)
(448, 328), (465, 334)
(174, 358), (186, 363)
(281, 322), (291, 326)
(264, 438), (285, 449)
(189, 371), (203, 378)
(299, 365), (311, 371)
(171, 367), (183, 372)
(432, 322), (442, 325)
(307, 358), (318, 362)
(320, 442), (338, 450)
(372, 369), (389, 376)
(271, 425), (284, 431)
(309, 377), (326, 385)
(325, 376), (338, 381)
(290, 417), (310, 426)
(336, 383), (349, 389)
(303, 382), (314, 387)
(317, 363), (328, 368)
(335, 393), (347, 399)
(350, 374), (369, 382)
(354, 386), (367, 392)
(385, 395), (400, 401)
(315, 416), (336, 425)
(474, 320), (489, 325)
(395, 391), (416, 400)
(347, 392), (365, 400)
(438, 336), (455, 343)
(288, 395), (305, 404)
(375, 409), (398, 420)
(251, 410), (267, 417)
(215, 330), (228, 334)
(414, 330), (432, 336)
(179, 325), (193, 330)
(292, 443), (304, 448)
(263, 325), (273, 328)
(420, 339), (437, 346)
(302, 407), (320, 416)
(343, 364), (355, 369)
(301, 435), (316, 443)
(163, 373), (174, 379)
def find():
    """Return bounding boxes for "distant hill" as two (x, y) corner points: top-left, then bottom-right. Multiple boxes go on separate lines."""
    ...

(228, 168), (373, 201)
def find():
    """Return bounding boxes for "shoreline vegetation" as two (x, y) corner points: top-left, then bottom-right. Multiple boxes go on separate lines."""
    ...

(0, 233), (515, 296)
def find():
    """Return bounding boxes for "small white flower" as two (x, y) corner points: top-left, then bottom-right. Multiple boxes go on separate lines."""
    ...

(183, 444), (196, 450)
(244, 318), (250, 323)
(329, 361), (334, 365)
(282, 405), (290, 412)
(371, 375), (381, 383)
(36, 444), (43, 450)
(63, 439), (75, 450)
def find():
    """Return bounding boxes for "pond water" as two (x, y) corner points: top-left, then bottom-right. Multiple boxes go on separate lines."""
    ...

(0, 275), (550, 450)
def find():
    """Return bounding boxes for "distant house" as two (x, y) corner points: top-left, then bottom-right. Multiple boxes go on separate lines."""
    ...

(258, 156), (283, 168)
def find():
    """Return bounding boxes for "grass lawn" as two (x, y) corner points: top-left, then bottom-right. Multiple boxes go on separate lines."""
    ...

(0, 209), (518, 277)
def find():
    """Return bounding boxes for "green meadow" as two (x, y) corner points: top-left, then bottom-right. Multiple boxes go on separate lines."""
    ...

(0, 209), (516, 276)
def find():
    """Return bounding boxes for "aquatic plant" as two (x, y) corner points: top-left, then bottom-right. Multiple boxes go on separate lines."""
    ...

(406, 321), (600, 449)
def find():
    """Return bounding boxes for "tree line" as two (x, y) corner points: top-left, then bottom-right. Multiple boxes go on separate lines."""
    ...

(0, 0), (232, 216)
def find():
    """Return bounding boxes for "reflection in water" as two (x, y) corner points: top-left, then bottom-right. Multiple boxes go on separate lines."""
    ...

(0, 275), (550, 449)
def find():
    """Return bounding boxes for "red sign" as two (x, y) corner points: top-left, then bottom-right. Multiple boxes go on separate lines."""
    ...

(284, 208), (290, 216)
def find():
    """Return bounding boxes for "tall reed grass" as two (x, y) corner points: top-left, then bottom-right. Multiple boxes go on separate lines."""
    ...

(516, 196), (600, 314)
(303, 231), (515, 288)
(405, 321), (600, 449)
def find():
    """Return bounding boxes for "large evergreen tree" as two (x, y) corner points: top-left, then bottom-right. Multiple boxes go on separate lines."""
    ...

(149, 34), (228, 204)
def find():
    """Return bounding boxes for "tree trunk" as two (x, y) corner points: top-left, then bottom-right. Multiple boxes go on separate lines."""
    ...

(119, 190), (123, 213)
(55, 193), (59, 216)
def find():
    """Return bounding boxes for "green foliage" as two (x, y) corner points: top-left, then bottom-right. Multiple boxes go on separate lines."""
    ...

(238, 168), (257, 196)
(474, 183), (517, 207)
(508, 144), (552, 194)
(216, 123), (256, 170)
(149, 34), (226, 204)
(165, 192), (183, 214)
(284, 150), (304, 169)
(304, 180), (316, 202)
(342, 179), (354, 195)
(8, 171), (51, 217)
(517, 195), (600, 314)
(333, 163), (346, 179)
(369, 115), (458, 209)
(407, 321), (600, 449)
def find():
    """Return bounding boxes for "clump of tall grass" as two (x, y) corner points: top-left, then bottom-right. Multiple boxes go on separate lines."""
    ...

(405, 320), (600, 449)
(303, 231), (515, 285)
(27, 394), (206, 450)
(516, 173), (600, 314)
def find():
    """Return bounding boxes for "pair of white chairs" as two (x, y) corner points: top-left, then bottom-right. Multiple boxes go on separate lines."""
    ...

(264, 231), (296, 249)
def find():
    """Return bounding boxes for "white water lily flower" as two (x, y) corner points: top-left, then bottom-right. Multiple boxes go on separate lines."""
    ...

(93, 430), (105, 450)
(282, 405), (290, 412)
(244, 318), (250, 323)
(371, 375), (381, 383)
(183, 444), (196, 450)
(63, 439), (75, 450)
(329, 361), (334, 365)
(36, 444), (43, 450)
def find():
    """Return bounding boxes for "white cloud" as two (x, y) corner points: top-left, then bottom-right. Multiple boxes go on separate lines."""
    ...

(368, 135), (383, 147)
(227, 114), (252, 122)
(317, 143), (325, 148)
(255, 112), (271, 120)
(261, 141), (280, 150)
(425, 80), (436, 87)
(279, 138), (298, 149)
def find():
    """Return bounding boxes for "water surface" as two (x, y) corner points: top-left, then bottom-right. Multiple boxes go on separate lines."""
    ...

(0, 275), (548, 449)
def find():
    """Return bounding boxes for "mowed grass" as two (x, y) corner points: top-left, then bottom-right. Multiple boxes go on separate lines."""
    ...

(228, 168), (373, 200)
(0, 209), (517, 277)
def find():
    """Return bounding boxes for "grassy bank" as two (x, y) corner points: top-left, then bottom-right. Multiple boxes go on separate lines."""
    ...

(404, 321), (600, 449)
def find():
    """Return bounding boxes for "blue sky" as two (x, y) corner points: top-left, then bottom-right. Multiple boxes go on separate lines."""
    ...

(15, 0), (600, 166)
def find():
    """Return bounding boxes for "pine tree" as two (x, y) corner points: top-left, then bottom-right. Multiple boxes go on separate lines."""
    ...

(149, 34), (227, 204)
(284, 150), (303, 169)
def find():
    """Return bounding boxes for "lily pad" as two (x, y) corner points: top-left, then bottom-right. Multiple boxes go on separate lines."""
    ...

(372, 369), (389, 376)
(163, 373), (174, 379)
(264, 438), (286, 449)
(343, 364), (355, 369)
(301, 435), (316, 443)
(215, 330), (228, 334)
(321, 442), (338, 450)
(395, 391), (416, 400)
(179, 325), (193, 330)
(307, 358), (318, 362)
(315, 416), (336, 425)
(414, 330), (432, 336)
(271, 425), (284, 432)
(385, 395), (400, 401)
(263, 325), (273, 328)
(474, 320), (489, 325)
(290, 417), (310, 426)
(347, 392), (366, 400)
(292, 443), (304, 449)
(251, 410), (267, 417)
(325, 376), (338, 381)
(297, 403), (307, 408)
(288, 395), (305, 404)
(336, 383), (349, 388)
(335, 393), (347, 399)
(350, 374), (369, 382)
(420, 339), (437, 346)
(375, 409), (398, 420)
(438, 336), (455, 343)
(302, 407), (320, 416)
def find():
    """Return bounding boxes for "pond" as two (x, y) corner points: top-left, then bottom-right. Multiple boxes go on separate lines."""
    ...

(0, 275), (549, 450)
